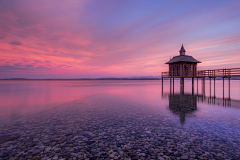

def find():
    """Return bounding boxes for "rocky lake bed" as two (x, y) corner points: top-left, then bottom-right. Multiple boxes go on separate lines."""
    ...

(1, 94), (240, 160)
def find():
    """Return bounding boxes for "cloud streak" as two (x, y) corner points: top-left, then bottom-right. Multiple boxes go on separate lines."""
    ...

(9, 40), (22, 45)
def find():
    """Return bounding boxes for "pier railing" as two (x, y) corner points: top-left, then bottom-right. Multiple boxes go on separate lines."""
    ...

(162, 68), (240, 78)
(161, 72), (169, 77)
(197, 68), (240, 77)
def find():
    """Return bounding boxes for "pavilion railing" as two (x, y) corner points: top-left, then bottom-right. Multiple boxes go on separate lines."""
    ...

(161, 71), (169, 77)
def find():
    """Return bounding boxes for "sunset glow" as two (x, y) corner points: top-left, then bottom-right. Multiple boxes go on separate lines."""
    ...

(1, 0), (240, 79)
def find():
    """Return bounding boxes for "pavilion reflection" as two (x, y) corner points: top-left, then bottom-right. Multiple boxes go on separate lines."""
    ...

(163, 78), (240, 125)
(168, 93), (197, 125)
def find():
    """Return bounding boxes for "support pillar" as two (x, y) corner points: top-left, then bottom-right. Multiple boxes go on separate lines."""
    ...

(162, 77), (163, 96)
(228, 77), (230, 99)
(197, 78), (198, 95)
(170, 78), (172, 95)
(173, 78), (174, 95)
(192, 77), (194, 95)
(202, 77), (205, 96)
(180, 77), (184, 94)
(214, 78), (216, 98)
(209, 78), (211, 97)
(223, 78), (225, 99)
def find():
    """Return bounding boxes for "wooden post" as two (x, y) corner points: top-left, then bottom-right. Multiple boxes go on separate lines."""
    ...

(228, 77), (230, 99)
(197, 78), (198, 95)
(162, 77), (163, 95)
(223, 77), (224, 99)
(214, 78), (216, 98)
(170, 78), (172, 95)
(180, 77), (184, 94)
(192, 77), (194, 95)
(202, 77), (205, 96)
(209, 78), (211, 97)
(173, 78), (174, 95)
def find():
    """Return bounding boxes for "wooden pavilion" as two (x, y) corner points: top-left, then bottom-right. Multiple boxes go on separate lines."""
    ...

(164, 44), (201, 93)
(165, 44), (201, 77)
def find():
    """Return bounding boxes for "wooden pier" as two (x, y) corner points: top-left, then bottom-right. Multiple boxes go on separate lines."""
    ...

(162, 68), (240, 98)
(162, 45), (240, 98)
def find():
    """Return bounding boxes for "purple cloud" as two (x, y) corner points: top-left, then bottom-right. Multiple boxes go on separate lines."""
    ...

(9, 40), (22, 45)
(0, 63), (52, 73)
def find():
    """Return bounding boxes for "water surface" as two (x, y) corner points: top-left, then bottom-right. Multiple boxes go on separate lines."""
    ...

(0, 80), (240, 159)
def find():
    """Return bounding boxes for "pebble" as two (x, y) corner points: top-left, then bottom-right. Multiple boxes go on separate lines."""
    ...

(180, 156), (188, 159)
(32, 156), (41, 160)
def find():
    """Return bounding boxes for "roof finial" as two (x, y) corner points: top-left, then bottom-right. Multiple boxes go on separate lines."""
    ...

(179, 44), (186, 56)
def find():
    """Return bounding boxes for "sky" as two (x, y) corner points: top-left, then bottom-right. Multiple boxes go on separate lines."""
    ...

(0, 0), (240, 79)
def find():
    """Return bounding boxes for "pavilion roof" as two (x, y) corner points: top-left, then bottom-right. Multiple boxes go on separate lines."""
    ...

(165, 55), (201, 64)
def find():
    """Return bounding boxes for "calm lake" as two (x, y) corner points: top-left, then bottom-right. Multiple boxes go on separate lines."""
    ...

(0, 80), (240, 159)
